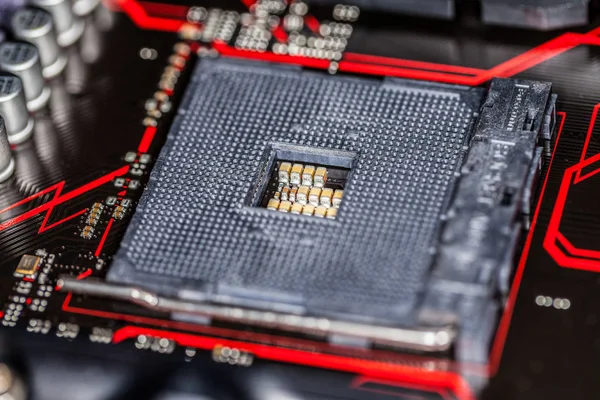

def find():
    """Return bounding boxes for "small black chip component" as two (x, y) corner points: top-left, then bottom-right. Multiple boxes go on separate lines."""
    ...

(481, 0), (589, 30)
(310, 0), (456, 19)
(108, 58), (556, 361)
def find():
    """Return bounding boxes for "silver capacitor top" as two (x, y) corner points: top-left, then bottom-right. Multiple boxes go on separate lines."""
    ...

(11, 7), (67, 79)
(73, 0), (101, 17)
(30, 0), (84, 47)
(0, 116), (15, 183)
(0, 73), (34, 144)
(0, 41), (51, 112)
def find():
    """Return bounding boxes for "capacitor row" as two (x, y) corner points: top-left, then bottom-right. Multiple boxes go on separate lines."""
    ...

(278, 162), (327, 187)
(274, 185), (343, 208)
(267, 199), (338, 219)
(0, 0), (99, 182)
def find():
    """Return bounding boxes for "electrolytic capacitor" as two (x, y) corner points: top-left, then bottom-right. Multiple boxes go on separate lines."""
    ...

(0, 41), (50, 112)
(0, 73), (34, 144)
(11, 7), (67, 79)
(0, 116), (15, 182)
(73, 0), (101, 17)
(30, 0), (84, 47)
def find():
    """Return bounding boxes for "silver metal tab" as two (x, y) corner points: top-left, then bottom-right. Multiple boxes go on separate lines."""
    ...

(57, 275), (456, 352)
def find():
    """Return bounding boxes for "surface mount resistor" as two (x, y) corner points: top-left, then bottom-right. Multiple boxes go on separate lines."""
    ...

(278, 200), (292, 213)
(332, 189), (343, 207)
(113, 206), (126, 220)
(297, 186), (309, 205)
(289, 187), (298, 203)
(290, 163), (304, 185)
(314, 205), (328, 218)
(278, 162), (291, 183)
(174, 42), (191, 57)
(320, 188), (333, 208)
(154, 91), (169, 102)
(267, 198), (280, 210)
(86, 212), (101, 225)
(302, 165), (315, 186)
(281, 187), (290, 202)
(302, 204), (315, 216)
(309, 187), (322, 206)
(147, 109), (162, 119)
(81, 226), (95, 239)
(87, 202), (104, 225)
(290, 202), (303, 214)
(326, 207), (338, 219)
(314, 167), (327, 187)
(143, 117), (157, 127)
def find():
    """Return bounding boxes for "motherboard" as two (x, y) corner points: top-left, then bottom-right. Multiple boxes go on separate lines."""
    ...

(0, 1), (599, 399)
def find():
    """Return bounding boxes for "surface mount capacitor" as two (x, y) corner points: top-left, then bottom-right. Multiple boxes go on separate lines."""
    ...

(30, 0), (84, 47)
(11, 7), (67, 78)
(0, 41), (50, 112)
(0, 73), (34, 144)
(0, 116), (15, 182)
